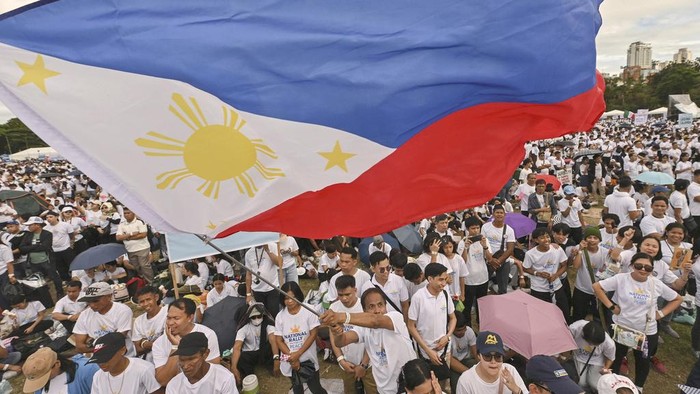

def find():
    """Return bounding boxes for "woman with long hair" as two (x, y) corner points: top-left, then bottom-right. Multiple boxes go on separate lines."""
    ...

(22, 347), (99, 394)
(398, 359), (444, 394)
(275, 282), (327, 394)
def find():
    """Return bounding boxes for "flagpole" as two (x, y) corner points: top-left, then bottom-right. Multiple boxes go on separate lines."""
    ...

(194, 234), (320, 317)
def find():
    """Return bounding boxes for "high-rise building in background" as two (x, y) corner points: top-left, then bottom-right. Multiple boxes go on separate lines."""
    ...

(673, 48), (693, 63)
(627, 41), (652, 69)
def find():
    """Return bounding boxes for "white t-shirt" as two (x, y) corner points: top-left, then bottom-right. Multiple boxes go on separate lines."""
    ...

(352, 311), (416, 394)
(278, 236), (300, 269)
(318, 253), (339, 274)
(12, 300), (45, 326)
(574, 247), (607, 294)
(360, 273), (409, 314)
(446, 254), (468, 296)
(45, 221), (74, 252)
(132, 306), (168, 364)
(43, 371), (68, 394)
(676, 161), (693, 181)
(523, 246), (566, 292)
(274, 305), (320, 377)
(117, 218), (150, 252)
(92, 357), (160, 394)
(515, 183), (536, 211)
(105, 267), (127, 281)
(235, 322), (275, 352)
(451, 326), (477, 361)
(463, 241), (490, 286)
(481, 222), (515, 255)
(327, 269), (371, 301)
(568, 320), (616, 367)
(206, 286), (237, 309)
(53, 295), (86, 317)
(165, 364), (238, 394)
(368, 242), (392, 257)
(152, 324), (220, 368)
(660, 241), (693, 266)
(216, 259), (234, 278)
(669, 190), (690, 219)
(604, 191), (638, 228)
(557, 198), (584, 228)
(692, 259), (700, 307)
(0, 244), (13, 275)
(456, 363), (527, 394)
(599, 273), (679, 335)
(408, 287), (454, 358)
(687, 182), (700, 216)
(415, 253), (454, 275)
(244, 246), (279, 292)
(329, 299), (365, 365)
(639, 215), (675, 236)
(73, 302), (133, 340)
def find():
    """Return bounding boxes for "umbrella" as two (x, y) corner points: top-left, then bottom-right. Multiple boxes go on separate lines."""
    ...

(37, 172), (61, 178)
(0, 190), (49, 216)
(478, 290), (576, 359)
(70, 243), (127, 271)
(499, 213), (536, 239)
(535, 174), (561, 191)
(67, 169), (83, 176)
(619, 123), (633, 129)
(634, 171), (674, 185)
(551, 140), (575, 147)
(358, 233), (400, 265)
(573, 149), (603, 159)
(201, 296), (247, 354)
(391, 224), (423, 254)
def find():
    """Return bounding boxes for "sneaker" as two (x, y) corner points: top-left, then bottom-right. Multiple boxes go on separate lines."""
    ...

(673, 313), (696, 326)
(660, 324), (681, 339)
(323, 348), (331, 361)
(2, 371), (18, 380)
(620, 357), (629, 375)
(650, 356), (667, 374)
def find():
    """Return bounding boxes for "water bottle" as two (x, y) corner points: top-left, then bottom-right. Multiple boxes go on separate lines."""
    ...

(355, 379), (365, 394)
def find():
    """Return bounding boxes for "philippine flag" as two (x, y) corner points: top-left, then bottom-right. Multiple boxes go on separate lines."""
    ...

(0, 0), (605, 238)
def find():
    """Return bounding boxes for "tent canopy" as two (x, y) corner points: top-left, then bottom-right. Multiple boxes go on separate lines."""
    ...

(648, 107), (668, 115)
(9, 147), (60, 161)
(601, 109), (624, 118)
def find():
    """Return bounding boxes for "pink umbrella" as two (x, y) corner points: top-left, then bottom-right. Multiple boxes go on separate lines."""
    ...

(535, 174), (561, 190)
(478, 290), (576, 359)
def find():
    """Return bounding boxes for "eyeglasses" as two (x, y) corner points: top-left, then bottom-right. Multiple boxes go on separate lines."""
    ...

(633, 262), (654, 273)
(250, 315), (263, 320)
(480, 353), (503, 362)
(534, 383), (553, 393)
(377, 266), (391, 273)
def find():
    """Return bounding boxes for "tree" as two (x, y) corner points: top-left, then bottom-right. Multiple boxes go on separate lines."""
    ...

(648, 61), (700, 105)
(0, 118), (48, 154)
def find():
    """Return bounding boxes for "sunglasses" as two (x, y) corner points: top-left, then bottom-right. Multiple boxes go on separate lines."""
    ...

(633, 262), (654, 273)
(377, 266), (391, 273)
(480, 352), (503, 362)
(250, 315), (263, 320)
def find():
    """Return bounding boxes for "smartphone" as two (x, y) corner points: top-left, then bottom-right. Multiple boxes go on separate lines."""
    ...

(468, 235), (483, 242)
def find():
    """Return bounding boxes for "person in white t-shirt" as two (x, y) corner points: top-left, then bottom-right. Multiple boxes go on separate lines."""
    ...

(398, 359), (446, 394)
(441, 237), (468, 300)
(603, 176), (641, 228)
(522, 227), (570, 321)
(593, 252), (682, 391)
(51, 280), (87, 334)
(567, 320), (615, 392)
(669, 179), (691, 224)
(461, 217), (492, 327)
(368, 235), (393, 259)
(321, 288), (417, 394)
(455, 331), (527, 394)
(206, 274), (238, 309)
(558, 186), (585, 243)
(481, 205), (515, 294)
(153, 298), (221, 387)
(231, 303), (279, 385)
(360, 251), (410, 317)
(88, 332), (160, 394)
(639, 196), (675, 238)
(317, 244), (339, 280)
(408, 263), (456, 390)
(570, 226), (608, 323)
(166, 331), (238, 394)
(515, 173), (537, 215)
(275, 281), (327, 394)
(244, 243), (282, 317)
(73, 282), (134, 356)
(278, 234), (302, 284)
(328, 275), (379, 394)
(8, 296), (51, 338)
(44, 210), (76, 281)
(327, 247), (371, 302)
(448, 313), (478, 394)
(132, 286), (167, 363)
(213, 255), (234, 279)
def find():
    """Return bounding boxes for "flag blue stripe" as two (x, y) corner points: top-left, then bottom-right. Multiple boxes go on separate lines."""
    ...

(0, 0), (602, 148)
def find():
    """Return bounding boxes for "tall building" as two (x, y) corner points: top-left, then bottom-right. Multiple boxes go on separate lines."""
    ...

(626, 41), (652, 69)
(673, 48), (693, 63)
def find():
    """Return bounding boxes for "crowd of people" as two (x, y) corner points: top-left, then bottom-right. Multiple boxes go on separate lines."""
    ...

(0, 118), (697, 393)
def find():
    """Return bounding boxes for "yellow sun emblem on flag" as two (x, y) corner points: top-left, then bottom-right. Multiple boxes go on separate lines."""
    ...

(135, 93), (284, 199)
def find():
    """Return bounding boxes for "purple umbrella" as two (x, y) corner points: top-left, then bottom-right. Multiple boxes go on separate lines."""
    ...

(491, 213), (537, 238)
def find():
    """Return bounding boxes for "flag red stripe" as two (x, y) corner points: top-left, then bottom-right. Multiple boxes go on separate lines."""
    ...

(217, 74), (605, 239)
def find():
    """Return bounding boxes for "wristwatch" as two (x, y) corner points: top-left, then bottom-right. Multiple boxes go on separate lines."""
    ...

(359, 362), (370, 369)
(607, 303), (617, 311)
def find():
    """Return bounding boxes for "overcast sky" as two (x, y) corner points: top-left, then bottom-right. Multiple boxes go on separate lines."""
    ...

(1, 0), (698, 123)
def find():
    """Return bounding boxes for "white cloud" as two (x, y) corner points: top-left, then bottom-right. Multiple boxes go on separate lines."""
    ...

(0, 102), (13, 124)
(597, 0), (700, 74)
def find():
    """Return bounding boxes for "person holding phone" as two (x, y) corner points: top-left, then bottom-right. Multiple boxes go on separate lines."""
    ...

(460, 217), (491, 327)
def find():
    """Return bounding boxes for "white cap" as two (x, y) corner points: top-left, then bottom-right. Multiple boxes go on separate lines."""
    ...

(597, 373), (638, 394)
(25, 216), (45, 225)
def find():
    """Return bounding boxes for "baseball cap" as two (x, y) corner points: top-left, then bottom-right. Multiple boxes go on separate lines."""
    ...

(563, 185), (576, 195)
(596, 373), (638, 394)
(61, 206), (74, 213)
(476, 331), (505, 355)
(172, 331), (208, 357)
(86, 332), (126, 364)
(25, 216), (45, 225)
(526, 355), (583, 394)
(22, 347), (57, 393)
(651, 185), (670, 194)
(78, 282), (113, 302)
(373, 235), (384, 245)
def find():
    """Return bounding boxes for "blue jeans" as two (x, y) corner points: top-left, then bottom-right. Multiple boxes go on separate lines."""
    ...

(0, 351), (20, 379)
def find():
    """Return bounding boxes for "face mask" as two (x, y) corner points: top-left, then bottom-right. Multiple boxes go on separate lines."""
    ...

(250, 315), (263, 326)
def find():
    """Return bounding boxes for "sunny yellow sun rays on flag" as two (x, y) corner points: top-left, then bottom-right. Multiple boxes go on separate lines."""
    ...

(135, 93), (284, 199)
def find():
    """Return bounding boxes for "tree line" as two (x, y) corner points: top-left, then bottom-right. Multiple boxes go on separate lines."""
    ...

(0, 117), (48, 155)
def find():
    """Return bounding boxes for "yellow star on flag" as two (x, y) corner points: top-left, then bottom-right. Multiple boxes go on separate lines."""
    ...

(16, 55), (61, 94)
(318, 140), (356, 172)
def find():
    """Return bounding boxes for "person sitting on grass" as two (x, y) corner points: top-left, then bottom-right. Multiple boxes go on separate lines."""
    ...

(166, 332), (237, 394)
(8, 294), (52, 338)
(231, 303), (279, 386)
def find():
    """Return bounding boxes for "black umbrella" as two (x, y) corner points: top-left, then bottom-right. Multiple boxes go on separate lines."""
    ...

(573, 149), (603, 159)
(0, 190), (49, 216)
(551, 140), (576, 147)
(37, 172), (61, 178)
(70, 243), (127, 271)
(391, 224), (423, 254)
(619, 123), (633, 129)
(201, 296), (247, 353)
(67, 170), (83, 176)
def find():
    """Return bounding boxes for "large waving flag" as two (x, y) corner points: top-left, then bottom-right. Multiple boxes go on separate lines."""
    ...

(0, 0), (605, 238)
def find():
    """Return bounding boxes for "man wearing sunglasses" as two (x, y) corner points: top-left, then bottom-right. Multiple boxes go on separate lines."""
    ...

(360, 251), (409, 317)
(456, 330), (527, 394)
